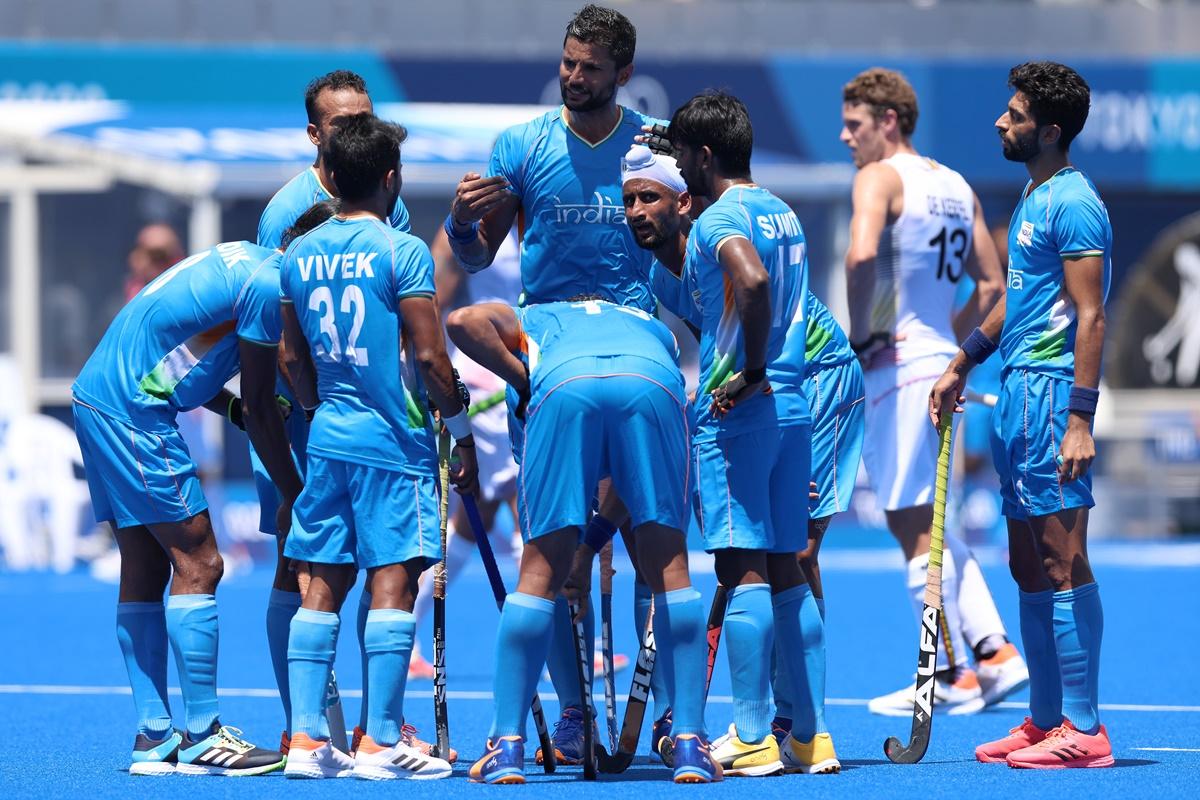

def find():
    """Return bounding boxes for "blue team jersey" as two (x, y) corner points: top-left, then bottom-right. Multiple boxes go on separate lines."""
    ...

(488, 107), (661, 312)
(73, 241), (281, 432)
(651, 259), (700, 327)
(1002, 168), (1111, 379)
(258, 167), (411, 249)
(505, 299), (681, 462)
(280, 216), (437, 475)
(685, 184), (811, 440)
(804, 292), (854, 374)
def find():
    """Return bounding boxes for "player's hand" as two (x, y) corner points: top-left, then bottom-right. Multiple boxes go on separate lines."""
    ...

(710, 370), (771, 416)
(449, 439), (481, 497)
(928, 368), (967, 427)
(1058, 415), (1096, 483)
(635, 123), (674, 156)
(850, 332), (895, 369)
(451, 172), (510, 226)
(562, 546), (595, 622)
(275, 496), (295, 538)
(810, 480), (818, 501)
(451, 368), (471, 410)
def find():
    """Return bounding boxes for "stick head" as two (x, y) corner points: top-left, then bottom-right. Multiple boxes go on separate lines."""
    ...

(595, 744), (635, 774)
(884, 730), (930, 764)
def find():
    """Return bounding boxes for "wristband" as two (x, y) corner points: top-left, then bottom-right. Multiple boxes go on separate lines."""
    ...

(583, 515), (618, 553)
(443, 212), (479, 245)
(742, 365), (766, 384)
(961, 327), (999, 365)
(1068, 385), (1099, 415)
(443, 407), (473, 441)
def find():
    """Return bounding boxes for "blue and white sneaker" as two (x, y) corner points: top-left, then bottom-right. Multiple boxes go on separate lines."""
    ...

(653, 708), (674, 767)
(129, 729), (182, 776)
(672, 734), (723, 784)
(176, 722), (285, 776)
(535, 706), (598, 766)
(469, 736), (525, 784)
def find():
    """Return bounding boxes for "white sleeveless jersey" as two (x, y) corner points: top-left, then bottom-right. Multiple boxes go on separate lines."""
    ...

(872, 153), (975, 363)
(467, 227), (523, 305)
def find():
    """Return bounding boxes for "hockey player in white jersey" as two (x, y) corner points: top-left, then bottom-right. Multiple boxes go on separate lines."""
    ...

(839, 67), (1028, 715)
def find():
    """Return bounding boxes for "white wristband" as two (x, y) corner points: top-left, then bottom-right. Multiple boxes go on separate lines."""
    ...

(444, 408), (472, 441)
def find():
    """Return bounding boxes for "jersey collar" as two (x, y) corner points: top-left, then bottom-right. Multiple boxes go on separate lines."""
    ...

(560, 106), (625, 149)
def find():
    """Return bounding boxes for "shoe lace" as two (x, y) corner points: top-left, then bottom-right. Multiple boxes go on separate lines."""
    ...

(400, 723), (419, 744)
(216, 726), (253, 753)
(552, 708), (584, 740)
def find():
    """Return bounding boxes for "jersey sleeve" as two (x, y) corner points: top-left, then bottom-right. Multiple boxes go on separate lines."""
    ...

(388, 196), (413, 234)
(487, 125), (529, 200)
(694, 202), (753, 260)
(1052, 188), (1109, 259)
(234, 261), (283, 345)
(391, 237), (437, 302)
(256, 196), (290, 250)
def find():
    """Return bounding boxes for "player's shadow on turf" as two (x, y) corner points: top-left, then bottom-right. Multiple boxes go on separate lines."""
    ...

(1113, 758), (1158, 768)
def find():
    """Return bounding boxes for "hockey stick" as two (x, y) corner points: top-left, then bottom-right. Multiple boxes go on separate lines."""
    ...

(658, 582), (728, 768)
(431, 426), (451, 760)
(599, 540), (619, 755)
(462, 494), (556, 774)
(964, 389), (997, 408)
(595, 595), (655, 774)
(567, 597), (598, 780)
(884, 415), (954, 764)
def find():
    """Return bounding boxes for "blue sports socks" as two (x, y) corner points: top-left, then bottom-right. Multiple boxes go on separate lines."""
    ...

(164, 594), (221, 738)
(635, 581), (673, 720)
(724, 583), (774, 742)
(653, 588), (707, 737)
(1019, 588), (1064, 730)
(546, 595), (594, 711)
(116, 601), (173, 737)
(772, 584), (827, 741)
(357, 590), (371, 730)
(364, 608), (417, 746)
(266, 589), (302, 734)
(491, 593), (556, 738)
(288, 607), (340, 740)
(1054, 582), (1104, 734)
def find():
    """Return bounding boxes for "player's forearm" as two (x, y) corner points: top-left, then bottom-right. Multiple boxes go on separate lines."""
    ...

(201, 389), (238, 418)
(447, 225), (495, 273)
(243, 395), (302, 502)
(947, 293), (1007, 378)
(844, 251), (876, 342)
(952, 276), (1003, 342)
(445, 309), (528, 391)
(1071, 302), (1106, 391)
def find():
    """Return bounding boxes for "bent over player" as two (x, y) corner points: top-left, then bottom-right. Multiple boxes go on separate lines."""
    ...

(931, 61), (1113, 769)
(447, 297), (721, 785)
(73, 238), (304, 776)
(278, 113), (477, 780)
(838, 67), (1027, 715)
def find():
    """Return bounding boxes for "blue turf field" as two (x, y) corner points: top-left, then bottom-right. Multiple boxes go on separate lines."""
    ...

(4, 541), (1198, 799)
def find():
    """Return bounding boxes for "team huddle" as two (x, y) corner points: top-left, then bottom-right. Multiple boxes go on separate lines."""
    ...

(71, 3), (1114, 784)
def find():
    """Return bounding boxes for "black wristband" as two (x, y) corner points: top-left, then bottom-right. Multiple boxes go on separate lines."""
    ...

(742, 365), (766, 384)
(1068, 385), (1099, 415)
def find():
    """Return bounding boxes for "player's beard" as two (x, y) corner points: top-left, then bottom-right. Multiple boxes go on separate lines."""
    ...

(1001, 129), (1041, 163)
(631, 222), (668, 250)
(561, 79), (617, 112)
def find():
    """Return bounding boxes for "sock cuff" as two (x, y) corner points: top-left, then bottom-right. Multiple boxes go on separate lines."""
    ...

(770, 583), (812, 608)
(658, 587), (702, 606)
(366, 608), (416, 624)
(507, 592), (556, 613)
(268, 589), (302, 609)
(165, 593), (215, 610)
(729, 583), (770, 600)
(293, 607), (340, 626)
(117, 601), (164, 614)
(1053, 582), (1099, 602)
(1019, 588), (1056, 606)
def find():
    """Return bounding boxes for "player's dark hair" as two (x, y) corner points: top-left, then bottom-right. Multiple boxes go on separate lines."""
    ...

(564, 4), (636, 69)
(281, 199), (341, 249)
(842, 68), (919, 138)
(304, 70), (369, 125)
(1007, 61), (1091, 151)
(668, 91), (754, 177)
(325, 113), (407, 203)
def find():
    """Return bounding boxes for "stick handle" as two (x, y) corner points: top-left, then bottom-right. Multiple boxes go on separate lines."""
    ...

(924, 416), (953, 612)
(435, 427), (451, 599)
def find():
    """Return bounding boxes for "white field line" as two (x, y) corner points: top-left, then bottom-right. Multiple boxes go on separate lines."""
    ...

(2, 683), (1198, 713)
(1134, 747), (1200, 752)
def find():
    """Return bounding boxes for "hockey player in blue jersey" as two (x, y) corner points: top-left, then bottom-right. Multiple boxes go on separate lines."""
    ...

(278, 113), (477, 781)
(930, 61), (1113, 769)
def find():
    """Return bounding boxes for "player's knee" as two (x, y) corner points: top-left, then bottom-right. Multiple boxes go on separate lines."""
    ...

(180, 548), (224, 591)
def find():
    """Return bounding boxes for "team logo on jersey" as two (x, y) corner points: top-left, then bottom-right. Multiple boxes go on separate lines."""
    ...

(1017, 220), (1035, 247)
(553, 192), (625, 225)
